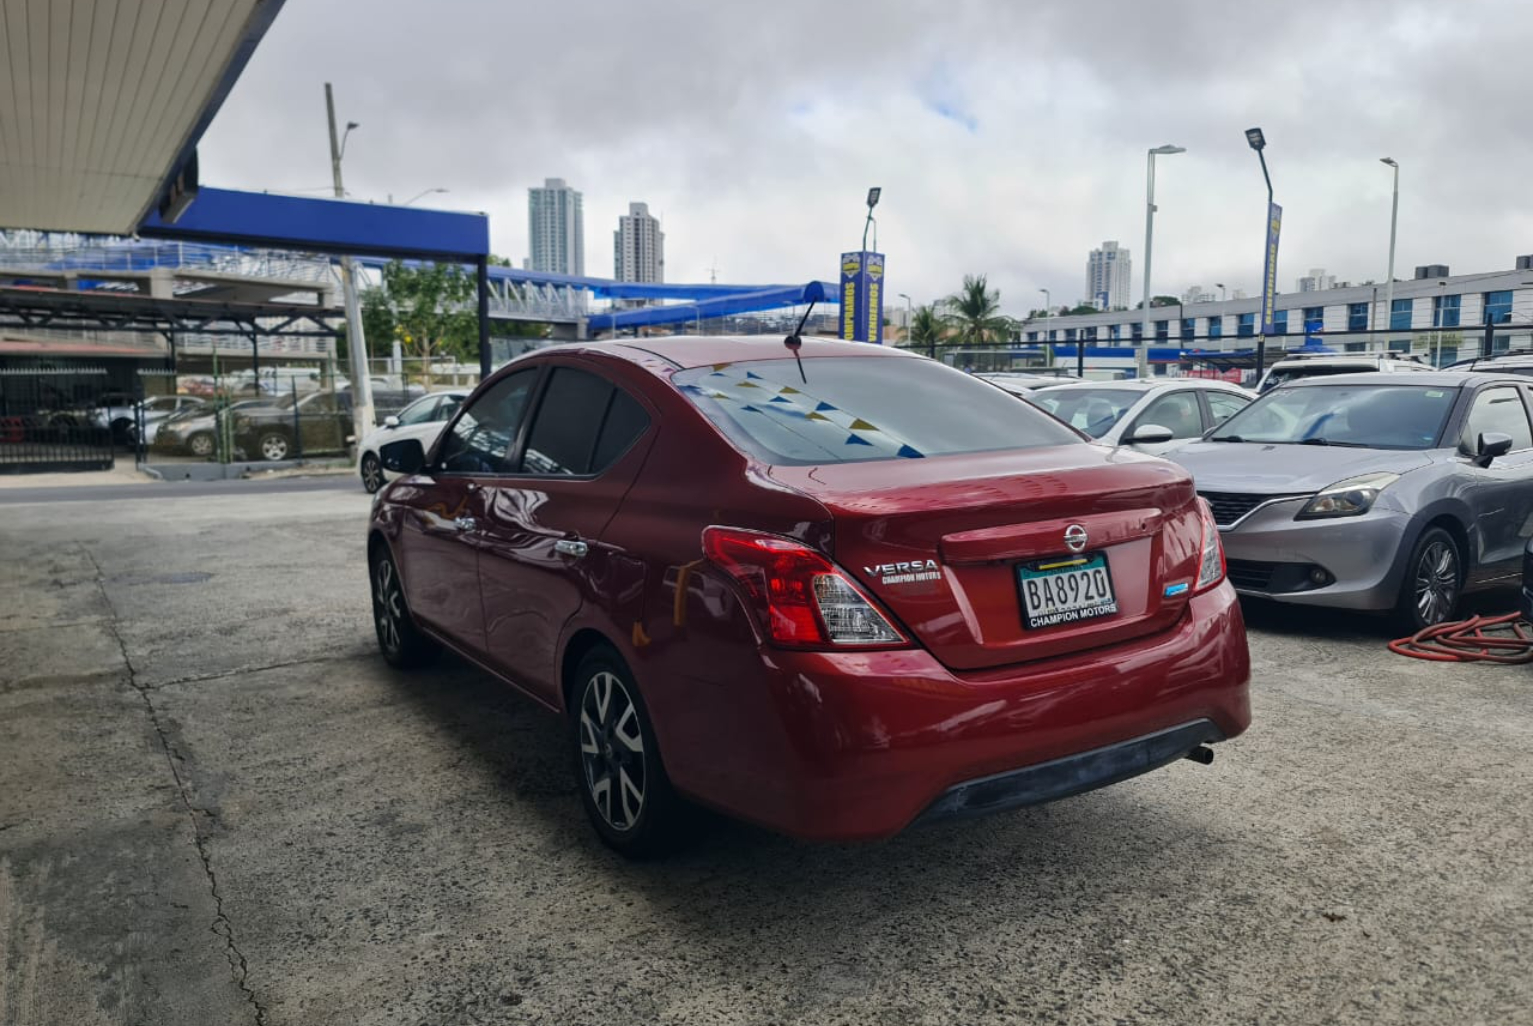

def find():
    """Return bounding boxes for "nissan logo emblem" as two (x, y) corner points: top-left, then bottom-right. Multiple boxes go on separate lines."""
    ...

(1064, 524), (1088, 553)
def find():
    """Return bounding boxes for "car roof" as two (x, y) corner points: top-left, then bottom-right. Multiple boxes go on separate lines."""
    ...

(1034, 378), (1249, 393)
(1279, 370), (1524, 388)
(595, 334), (916, 371)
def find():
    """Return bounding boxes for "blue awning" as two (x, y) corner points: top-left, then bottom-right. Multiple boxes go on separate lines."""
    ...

(587, 282), (836, 333)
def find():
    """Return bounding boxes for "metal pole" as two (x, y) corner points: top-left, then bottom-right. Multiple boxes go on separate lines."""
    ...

(1383, 160), (1400, 341)
(1140, 151), (1156, 379)
(477, 257), (491, 381)
(326, 83), (375, 444)
(1255, 149), (1274, 379)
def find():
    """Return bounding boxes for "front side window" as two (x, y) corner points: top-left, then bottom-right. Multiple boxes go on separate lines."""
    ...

(395, 395), (442, 426)
(676, 357), (1080, 464)
(439, 369), (539, 474)
(303, 392), (340, 414)
(1461, 386), (1532, 451)
(1135, 392), (1203, 439)
(1213, 384), (1457, 450)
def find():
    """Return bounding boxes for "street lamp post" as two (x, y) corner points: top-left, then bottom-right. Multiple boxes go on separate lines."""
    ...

(325, 83), (374, 448)
(1140, 145), (1186, 379)
(401, 187), (448, 206)
(1246, 127), (1275, 380)
(1381, 158), (1400, 344)
(861, 188), (881, 252)
(897, 292), (915, 352)
(1215, 282), (1226, 302)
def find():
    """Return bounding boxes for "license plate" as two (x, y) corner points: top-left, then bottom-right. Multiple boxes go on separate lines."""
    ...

(1017, 552), (1118, 629)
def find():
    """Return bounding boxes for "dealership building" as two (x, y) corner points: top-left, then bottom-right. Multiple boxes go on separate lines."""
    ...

(1019, 259), (1533, 375)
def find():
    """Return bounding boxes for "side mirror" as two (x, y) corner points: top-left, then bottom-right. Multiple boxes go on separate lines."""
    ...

(1127, 423), (1176, 445)
(379, 438), (428, 476)
(383, 415), (400, 429)
(1475, 431), (1514, 467)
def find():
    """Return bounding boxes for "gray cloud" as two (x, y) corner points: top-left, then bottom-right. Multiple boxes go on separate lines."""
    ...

(197, 0), (1533, 314)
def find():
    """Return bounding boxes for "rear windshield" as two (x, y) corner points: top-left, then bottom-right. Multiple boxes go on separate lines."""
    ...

(1262, 364), (1383, 391)
(1211, 383), (1458, 450)
(673, 357), (1080, 464)
(1028, 388), (1140, 439)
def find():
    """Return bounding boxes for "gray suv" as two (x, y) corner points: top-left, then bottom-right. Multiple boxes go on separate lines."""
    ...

(1170, 372), (1533, 629)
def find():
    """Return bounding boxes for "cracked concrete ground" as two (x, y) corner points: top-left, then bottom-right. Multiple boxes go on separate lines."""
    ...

(2, 479), (1531, 1025)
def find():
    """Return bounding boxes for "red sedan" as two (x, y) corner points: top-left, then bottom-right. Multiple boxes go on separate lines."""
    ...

(368, 336), (1250, 857)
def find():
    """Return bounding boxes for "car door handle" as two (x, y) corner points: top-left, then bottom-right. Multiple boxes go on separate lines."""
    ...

(453, 516), (477, 532)
(554, 538), (589, 558)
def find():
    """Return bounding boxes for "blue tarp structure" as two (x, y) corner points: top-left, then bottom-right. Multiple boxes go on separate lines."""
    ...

(586, 282), (835, 333)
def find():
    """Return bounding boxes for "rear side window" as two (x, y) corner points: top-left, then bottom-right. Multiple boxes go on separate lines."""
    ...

(674, 357), (1079, 464)
(520, 368), (650, 476)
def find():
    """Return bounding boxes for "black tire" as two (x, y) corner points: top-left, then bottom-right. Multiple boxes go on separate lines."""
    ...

(188, 431), (215, 459)
(570, 646), (692, 859)
(110, 417), (134, 444)
(1395, 526), (1463, 633)
(369, 544), (440, 669)
(360, 452), (384, 494)
(257, 430), (291, 462)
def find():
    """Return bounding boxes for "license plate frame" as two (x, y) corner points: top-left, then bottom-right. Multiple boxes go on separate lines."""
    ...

(1017, 551), (1119, 630)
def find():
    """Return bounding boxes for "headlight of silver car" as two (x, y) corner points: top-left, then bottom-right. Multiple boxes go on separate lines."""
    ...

(1296, 472), (1400, 520)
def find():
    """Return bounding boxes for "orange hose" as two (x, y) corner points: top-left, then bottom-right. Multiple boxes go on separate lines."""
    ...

(1389, 613), (1533, 664)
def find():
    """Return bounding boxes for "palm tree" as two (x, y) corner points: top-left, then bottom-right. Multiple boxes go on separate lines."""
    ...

(943, 274), (1015, 347)
(900, 304), (945, 356)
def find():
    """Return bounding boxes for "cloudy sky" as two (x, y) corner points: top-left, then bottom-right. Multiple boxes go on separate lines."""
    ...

(199, 0), (1533, 315)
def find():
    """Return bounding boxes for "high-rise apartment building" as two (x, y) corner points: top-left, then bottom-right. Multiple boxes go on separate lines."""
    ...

(527, 178), (584, 276)
(614, 202), (664, 284)
(1297, 268), (1336, 292)
(1085, 241), (1132, 310)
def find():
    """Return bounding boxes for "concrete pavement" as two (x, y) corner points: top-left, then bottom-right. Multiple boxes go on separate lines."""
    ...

(1, 485), (1530, 1025)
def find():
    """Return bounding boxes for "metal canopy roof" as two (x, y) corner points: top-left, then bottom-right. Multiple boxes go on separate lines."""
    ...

(0, 285), (340, 337)
(0, 0), (285, 234)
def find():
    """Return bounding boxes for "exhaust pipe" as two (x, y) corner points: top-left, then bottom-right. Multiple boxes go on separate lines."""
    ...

(1184, 745), (1215, 766)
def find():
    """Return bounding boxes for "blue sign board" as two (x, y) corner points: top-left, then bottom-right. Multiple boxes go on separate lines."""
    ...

(839, 251), (885, 343)
(1260, 202), (1282, 333)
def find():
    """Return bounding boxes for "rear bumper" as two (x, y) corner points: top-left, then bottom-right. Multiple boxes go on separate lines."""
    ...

(667, 583), (1251, 842)
(912, 719), (1225, 827)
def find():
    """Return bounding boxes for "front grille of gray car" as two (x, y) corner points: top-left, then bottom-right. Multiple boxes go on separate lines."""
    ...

(1200, 492), (1279, 527)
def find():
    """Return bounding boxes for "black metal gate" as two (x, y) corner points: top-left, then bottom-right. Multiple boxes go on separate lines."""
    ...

(0, 367), (115, 473)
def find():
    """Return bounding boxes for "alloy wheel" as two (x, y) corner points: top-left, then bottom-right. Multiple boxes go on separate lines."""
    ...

(579, 671), (647, 832)
(189, 433), (214, 458)
(374, 556), (404, 657)
(361, 454), (383, 493)
(1414, 540), (1459, 626)
(260, 434), (290, 461)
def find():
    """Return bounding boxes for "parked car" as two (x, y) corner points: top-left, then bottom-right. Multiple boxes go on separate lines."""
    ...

(89, 392), (142, 441)
(1255, 351), (1434, 393)
(1169, 372), (1533, 629)
(357, 389), (468, 493)
(977, 371), (1082, 396)
(1446, 350), (1533, 378)
(366, 337), (1251, 857)
(230, 390), (355, 462)
(1026, 379), (1256, 455)
(124, 395), (207, 445)
(150, 399), (268, 458)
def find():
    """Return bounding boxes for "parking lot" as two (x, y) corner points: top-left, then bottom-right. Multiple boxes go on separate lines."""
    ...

(2, 479), (1530, 1026)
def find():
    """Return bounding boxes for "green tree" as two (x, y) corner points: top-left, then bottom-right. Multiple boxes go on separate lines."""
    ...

(899, 304), (946, 355)
(1066, 303), (1100, 315)
(369, 260), (479, 386)
(943, 274), (1014, 347)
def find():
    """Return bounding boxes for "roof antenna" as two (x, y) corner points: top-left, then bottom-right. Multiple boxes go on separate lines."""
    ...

(784, 298), (817, 383)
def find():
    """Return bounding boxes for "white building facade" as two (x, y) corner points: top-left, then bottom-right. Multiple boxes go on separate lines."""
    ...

(614, 202), (664, 284)
(1085, 241), (1132, 310)
(527, 178), (584, 276)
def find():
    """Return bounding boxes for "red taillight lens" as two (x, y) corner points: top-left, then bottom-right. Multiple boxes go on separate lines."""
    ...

(701, 527), (909, 649)
(1195, 498), (1226, 593)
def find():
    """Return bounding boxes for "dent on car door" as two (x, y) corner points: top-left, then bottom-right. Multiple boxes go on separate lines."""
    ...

(1459, 385), (1533, 576)
(476, 366), (656, 703)
(390, 369), (542, 655)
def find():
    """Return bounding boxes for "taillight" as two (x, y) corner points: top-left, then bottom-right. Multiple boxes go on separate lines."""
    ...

(1195, 498), (1226, 592)
(701, 527), (909, 649)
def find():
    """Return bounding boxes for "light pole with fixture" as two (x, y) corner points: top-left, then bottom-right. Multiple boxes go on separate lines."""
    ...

(1247, 127), (1280, 380)
(897, 292), (915, 352)
(325, 83), (374, 446)
(1381, 158), (1400, 343)
(1140, 144), (1186, 378)
(862, 187), (881, 253)
(1215, 282), (1226, 302)
(400, 187), (448, 206)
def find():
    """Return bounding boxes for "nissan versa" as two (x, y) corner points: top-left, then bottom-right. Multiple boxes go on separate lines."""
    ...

(1171, 372), (1533, 630)
(366, 336), (1251, 857)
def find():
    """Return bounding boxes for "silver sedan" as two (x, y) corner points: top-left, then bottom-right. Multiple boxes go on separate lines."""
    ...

(1169, 372), (1533, 629)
